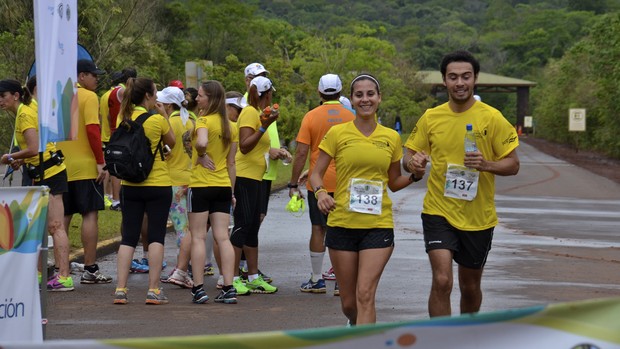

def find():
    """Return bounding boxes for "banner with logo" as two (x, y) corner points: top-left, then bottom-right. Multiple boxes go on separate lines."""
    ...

(33, 0), (78, 148)
(1, 297), (619, 348)
(0, 187), (49, 342)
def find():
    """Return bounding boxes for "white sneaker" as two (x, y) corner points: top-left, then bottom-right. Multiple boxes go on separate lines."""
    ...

(168, 268), (193, 289)
(216, 275), (224, 289)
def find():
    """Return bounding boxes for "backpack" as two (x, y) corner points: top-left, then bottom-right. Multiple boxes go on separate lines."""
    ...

(104, 112), (163, 183)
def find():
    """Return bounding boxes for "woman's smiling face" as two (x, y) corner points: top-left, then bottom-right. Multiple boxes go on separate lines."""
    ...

(351, 79), (381, 119)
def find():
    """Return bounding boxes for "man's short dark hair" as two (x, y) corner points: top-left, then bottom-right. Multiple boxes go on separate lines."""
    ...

(440, 50), (480, 78)
(320, 92), (341, 101)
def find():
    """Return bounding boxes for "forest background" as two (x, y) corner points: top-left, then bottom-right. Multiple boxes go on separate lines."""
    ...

(1, 0), (620, 158)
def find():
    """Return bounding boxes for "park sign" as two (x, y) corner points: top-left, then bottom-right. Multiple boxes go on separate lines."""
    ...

(33, 0), (78, 149)
(569, 108), (586, 132)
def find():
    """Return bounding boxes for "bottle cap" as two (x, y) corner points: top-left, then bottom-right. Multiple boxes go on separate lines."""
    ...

(466, 124), (473, 131)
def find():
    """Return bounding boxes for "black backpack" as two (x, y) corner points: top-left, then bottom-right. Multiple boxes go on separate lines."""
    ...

(104, 112), (163, 183)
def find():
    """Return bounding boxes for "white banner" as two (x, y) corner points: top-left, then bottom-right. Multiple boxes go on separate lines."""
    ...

(34, 0), (78, 149)
(0, 187), (50, 342)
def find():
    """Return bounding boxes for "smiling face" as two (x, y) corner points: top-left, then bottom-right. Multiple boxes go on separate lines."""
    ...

(351, 79), (381, 119)
(443, 61), (477, 105)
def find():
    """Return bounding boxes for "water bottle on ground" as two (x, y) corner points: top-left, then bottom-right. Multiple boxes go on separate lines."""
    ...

(464, 124), (477, 152)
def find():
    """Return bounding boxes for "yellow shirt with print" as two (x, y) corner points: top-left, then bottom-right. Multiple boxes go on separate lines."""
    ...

(319, 121), (402, 229)
(404, 102), (519, 231)
(57, 86), (100, 181)
(167, 111), (194, 186)
(100, 87), (113, 143)
(190, 114), (238, 188)
(122, 107), (172, 187)
(14, 104), (66, 180)
(235, 106), (270, 181)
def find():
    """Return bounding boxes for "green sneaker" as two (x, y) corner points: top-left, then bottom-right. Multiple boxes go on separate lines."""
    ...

(246, 275), (278, 294)
(233, 278), (251, 296)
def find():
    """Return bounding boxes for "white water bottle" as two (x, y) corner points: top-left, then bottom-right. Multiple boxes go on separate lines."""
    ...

(464, 124), (477, 152)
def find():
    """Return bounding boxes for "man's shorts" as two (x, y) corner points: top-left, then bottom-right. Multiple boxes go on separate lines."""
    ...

(188, 186), (232, 214)
(38, 169), (68, 195)
(307, 190), (333, 227)
(63, 179), (104, 215)
(325, 226), (394, 252)
(421, 213), (494, 270)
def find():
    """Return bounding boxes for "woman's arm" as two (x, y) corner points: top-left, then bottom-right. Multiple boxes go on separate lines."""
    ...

(194, 127), (215, 170)
(309, 150), (335, 214)
(387, 160), (424, 192)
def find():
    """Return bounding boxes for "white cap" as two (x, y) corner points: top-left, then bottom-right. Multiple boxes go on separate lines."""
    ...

(226, 96), (248, 109)
(339, 96), (352, 109)
(318, 74), (342, 95)
(250, 76), (275, 96)
(157, 86), (189, 125)
(244, 62), (269, 77)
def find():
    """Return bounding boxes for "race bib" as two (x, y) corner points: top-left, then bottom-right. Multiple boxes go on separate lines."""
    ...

(444, 164), (479, 201)
(348, 178), (382, 215)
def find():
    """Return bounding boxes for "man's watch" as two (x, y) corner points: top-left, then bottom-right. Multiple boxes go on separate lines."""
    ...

(287, 183), (298, 189)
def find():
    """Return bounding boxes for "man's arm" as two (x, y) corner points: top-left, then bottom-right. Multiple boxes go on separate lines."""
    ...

(288, 142), (309, 198)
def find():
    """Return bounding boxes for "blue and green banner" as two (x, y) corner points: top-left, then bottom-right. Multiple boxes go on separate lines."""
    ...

(0, 187), (49, 342)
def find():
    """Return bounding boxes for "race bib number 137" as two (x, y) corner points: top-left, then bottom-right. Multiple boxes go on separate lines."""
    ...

(444, 164), (479, 201)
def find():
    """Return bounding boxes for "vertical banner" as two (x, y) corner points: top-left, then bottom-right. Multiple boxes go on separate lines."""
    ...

(33, 0), (78, 150)
(0, 187), (49, 342)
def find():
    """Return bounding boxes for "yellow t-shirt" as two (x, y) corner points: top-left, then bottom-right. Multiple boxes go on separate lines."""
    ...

(319, 121), (402, 229)
(100, 88), (113, 143)
(167, 111), (194, 186)
(189, 114), (238, 188)
(404, 102), (519, 231)
(56, 86), (99, 181)
(122, 107), (172, 187)
(14, 104), (66, 180)
(235, 106), (270, 181)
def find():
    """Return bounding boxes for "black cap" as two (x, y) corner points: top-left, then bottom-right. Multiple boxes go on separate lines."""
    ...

(77, 59), (106, 75)
(0, 79), (23, 94)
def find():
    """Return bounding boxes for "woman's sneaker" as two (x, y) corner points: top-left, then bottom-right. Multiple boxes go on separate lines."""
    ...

(114, 288), (128, 304)
(334, 282), (340, 296)
(214, 288), (237, 304)
(191, 288), (209, 304)
(130, 259), (149, 273)
(47, 274), (74, 292)
(322, 267), (336, 280)
(205, 263), (214, 276)
(145, 288), (168, 305)
(216, 275), (224, 289)
(168, 268), (194, 289)
(81, 270), (113, 284)
(246, 276), (278, 294)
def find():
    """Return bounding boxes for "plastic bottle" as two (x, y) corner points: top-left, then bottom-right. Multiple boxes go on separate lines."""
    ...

(464, 124), (477, 152)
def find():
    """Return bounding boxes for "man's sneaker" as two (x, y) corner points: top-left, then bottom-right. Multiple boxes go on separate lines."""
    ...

(246, 276), (278, 294)
(168, 268), (193, 289)
(140, 257), (167, 270)
(146, 288), (168, 305)
(130, 259), (149, 273)
(70, 262), (85, 274)
(205, 263), (214, 276)
(334, 282), (340, 296)
(110, 202), (121, 211)
(104, 195), (113, 209)
(214, 288), (237, 304)
(216, 275), (224, 289)
(81, 270), (113, 284)
(258, 269), (272, 283)
(47, 274), (74, 292)
(191, 288), (209, 304)
(233, 278), (251, 296)
(239, 267), (249, 281)
(323, 267), (336, 280)
(300, 277), (326, 293)
(114, 288), (128, 304)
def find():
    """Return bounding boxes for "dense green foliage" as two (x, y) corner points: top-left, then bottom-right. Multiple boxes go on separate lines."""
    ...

(1, 0), (619, 158)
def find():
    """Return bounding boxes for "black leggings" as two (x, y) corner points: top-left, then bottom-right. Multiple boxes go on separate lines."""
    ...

(231, 177), (261, 248)
(120, 185), (172, 247)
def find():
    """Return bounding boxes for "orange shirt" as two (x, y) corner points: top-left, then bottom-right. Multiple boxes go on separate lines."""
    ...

(295, 101), (355, 192)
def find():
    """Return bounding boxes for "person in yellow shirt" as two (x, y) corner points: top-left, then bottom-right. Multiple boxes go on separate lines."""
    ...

(0, 79), (73, 291)
(403, 50), (520, 317)
(231, 76), (279, 294)
(100, 71), (124, 208)
(187, 80), (239, 304)
(57, 59), (113, 285)
(112, 77), (175, 305)
(310, 74), (422, 325)
(156, 86), (195, 289)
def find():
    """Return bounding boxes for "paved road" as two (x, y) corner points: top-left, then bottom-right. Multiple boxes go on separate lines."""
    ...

(43, 141), (620, 340)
